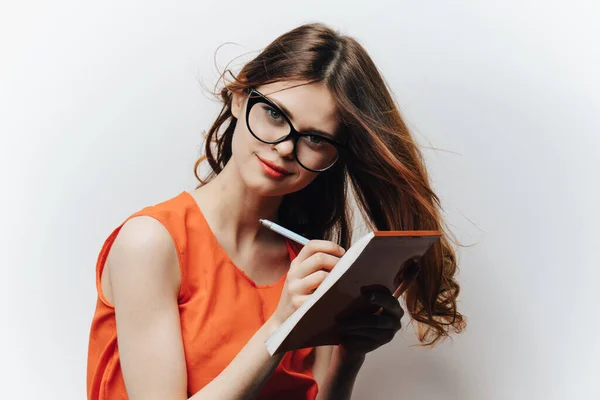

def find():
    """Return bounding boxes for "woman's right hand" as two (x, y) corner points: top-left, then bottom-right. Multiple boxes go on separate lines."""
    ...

(270, 240), (346, 328)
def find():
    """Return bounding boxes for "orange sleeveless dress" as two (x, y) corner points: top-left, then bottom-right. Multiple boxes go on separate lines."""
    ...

(87, 191), (318, 399)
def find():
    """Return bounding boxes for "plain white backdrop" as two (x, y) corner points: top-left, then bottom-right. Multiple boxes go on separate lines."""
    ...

(1, 0), (599, 399)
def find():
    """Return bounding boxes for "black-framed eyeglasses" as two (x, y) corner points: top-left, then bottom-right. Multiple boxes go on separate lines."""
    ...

(245, 88), (345, 172)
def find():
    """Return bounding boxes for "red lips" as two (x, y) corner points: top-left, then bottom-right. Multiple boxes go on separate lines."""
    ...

(257, 156), (291, 175)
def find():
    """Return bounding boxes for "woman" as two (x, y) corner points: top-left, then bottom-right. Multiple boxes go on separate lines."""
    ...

(87, 22), (465, 399)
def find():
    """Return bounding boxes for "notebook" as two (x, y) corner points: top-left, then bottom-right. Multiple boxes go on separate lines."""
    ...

(265, 230), (441, 356)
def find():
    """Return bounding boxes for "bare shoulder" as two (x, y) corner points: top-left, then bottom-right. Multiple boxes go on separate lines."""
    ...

(112, 216), (177, 259)
(102, 216), (181, 305)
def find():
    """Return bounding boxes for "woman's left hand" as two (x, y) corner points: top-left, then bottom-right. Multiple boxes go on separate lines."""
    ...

(337, 288), (404, 354)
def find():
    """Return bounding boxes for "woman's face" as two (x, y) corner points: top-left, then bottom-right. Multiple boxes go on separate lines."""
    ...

(230, 81), (340, 197)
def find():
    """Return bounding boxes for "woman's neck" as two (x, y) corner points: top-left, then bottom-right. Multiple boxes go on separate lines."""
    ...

(192, 162), (284, 251)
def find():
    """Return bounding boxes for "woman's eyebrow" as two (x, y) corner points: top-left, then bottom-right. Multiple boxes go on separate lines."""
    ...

(269, 97), (335, 139)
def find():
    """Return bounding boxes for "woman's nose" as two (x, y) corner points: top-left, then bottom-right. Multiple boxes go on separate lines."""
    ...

(272, 138), (295, 159)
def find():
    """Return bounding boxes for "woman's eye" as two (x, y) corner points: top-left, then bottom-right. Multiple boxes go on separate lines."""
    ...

(267, 108), (282, 120)
(308, 135), (324, 144)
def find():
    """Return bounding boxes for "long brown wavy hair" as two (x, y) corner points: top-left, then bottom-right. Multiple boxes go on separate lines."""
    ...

(194, 23), (466, 346)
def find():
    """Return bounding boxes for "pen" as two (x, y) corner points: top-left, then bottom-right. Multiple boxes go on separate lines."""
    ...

(259, 219), (310, 246)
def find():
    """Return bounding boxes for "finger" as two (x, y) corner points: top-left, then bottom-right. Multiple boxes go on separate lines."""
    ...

(290, 294), (312, 310)
(293, 252), (340, 279)
(297, 270), (329, 293)
(367, 291), (404, 320)
(293, 240), (345, 265)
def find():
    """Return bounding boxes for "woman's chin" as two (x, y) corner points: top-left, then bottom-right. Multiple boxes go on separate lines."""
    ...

(241, 175), (296, 198)
(247, 182), (291, 197)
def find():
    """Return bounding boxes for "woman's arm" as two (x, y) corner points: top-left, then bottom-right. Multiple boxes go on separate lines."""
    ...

(314, 290), (405, 400)
(314, 346), (364, 400)
(312, 345), (333, 387)
(107, 217), (285, 400)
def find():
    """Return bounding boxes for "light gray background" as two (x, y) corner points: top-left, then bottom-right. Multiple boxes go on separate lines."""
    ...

(1, 1), (599, 399)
